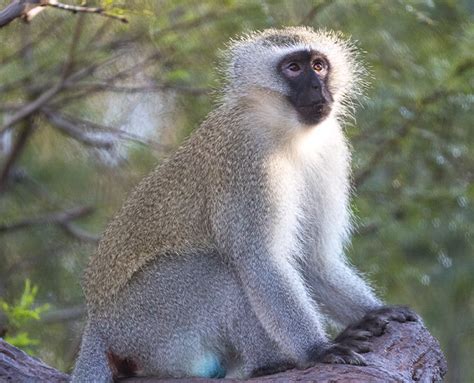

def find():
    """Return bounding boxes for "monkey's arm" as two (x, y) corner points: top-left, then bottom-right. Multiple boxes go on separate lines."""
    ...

(308, 257), (382, 327)
(212, 202), (329, 366)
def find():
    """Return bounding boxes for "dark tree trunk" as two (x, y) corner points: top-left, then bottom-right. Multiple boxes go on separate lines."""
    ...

(0, 319), (447, 382)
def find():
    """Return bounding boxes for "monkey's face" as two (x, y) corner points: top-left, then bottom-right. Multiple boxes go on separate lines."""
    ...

(226, 28), (362, 125)
(279, 50), (333, 125)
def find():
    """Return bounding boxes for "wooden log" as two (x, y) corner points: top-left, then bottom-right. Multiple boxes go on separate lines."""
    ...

(0, 318), (447, 382)
(0, 338), (69, 382)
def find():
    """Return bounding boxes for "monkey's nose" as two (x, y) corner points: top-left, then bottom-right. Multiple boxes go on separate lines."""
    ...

(311, 74), (323, 90)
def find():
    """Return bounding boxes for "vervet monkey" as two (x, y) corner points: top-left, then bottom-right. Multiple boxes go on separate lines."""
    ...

(72, 27), (417, 382)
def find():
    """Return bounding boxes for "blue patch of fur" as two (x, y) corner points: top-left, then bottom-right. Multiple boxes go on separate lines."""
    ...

(191, 353), (226, 378)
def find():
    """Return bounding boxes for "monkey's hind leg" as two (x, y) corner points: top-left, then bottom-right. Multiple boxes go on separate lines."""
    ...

(72, 322), (113, 383)
(225, 300), (296, 379)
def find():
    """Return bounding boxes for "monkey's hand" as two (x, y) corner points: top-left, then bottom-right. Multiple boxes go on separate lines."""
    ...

(318, 305), (419, 366)
(354, 305), (419, 337)
(316, 331), (371, 366)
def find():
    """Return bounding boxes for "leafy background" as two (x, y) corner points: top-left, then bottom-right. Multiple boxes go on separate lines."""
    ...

(0, 1), (472, 382)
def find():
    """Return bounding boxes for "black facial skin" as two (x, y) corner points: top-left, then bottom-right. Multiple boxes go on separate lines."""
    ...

(278, 50), (333, 125)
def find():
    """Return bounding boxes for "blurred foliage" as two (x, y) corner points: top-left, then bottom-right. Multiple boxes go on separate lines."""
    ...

(0, 279), (49, 353)
(0, 0), (472, 381)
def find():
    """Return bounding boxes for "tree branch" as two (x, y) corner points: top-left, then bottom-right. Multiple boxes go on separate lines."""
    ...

(40, 305), (85, 324)
(0, 119), (36, 192)
(42, 109), (114, 149)
(46, 0), (128, 23)
(59, 221), (99, 243)
(0, 0), (35, 28)
(43, 108), (171, 151)
(0, 81), (63, 135)
(0, 205), (94, 233)
(0, 318), (447, 382)
(0, 0), (127, 28)
(0, 15), (66, 65)
(71, 82), (209, 96)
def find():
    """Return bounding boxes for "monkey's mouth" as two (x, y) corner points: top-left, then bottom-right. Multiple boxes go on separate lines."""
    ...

(296, 102), (332, 125)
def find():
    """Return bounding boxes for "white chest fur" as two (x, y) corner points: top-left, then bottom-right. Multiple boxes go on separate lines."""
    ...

(267, 119), (351, 264)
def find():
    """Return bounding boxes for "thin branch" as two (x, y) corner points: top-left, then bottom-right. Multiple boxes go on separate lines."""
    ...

(40, 305), (86, 324)
(42, 108), (170, 152)
(60, 221), (99, 242)
(0, 206), (98, 243)
(0, 15), (66, 65)
(2, 168), (100, 243)
(0, 0), (33, 28)
(0, 81), (63, 134)
(0, 118), (36, 192)
(42, 109), (114, 149)
(46, 0), (128, 23)
(0, 51), (124, 135)
(0, 0), (127, 28)
(0, 59), (56, 93)
(0, 206), (93, 232)
(52, 52), (161, 106)
(61, 11), (85, 79)
(70, 82), (209, 96)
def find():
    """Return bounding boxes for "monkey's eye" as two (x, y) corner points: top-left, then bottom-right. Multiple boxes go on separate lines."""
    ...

(287, 63), (301, 72)
(312, 60), (326, 73)
(282, 62), (302, 78)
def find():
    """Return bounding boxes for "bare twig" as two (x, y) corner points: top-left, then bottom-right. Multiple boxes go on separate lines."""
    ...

(71, 82), (209, 96)
(40, 305), (86, 323)
(60, 221), (99, 242)
(0, 16), (66, 65)
(61, 12), (85, 79)
(0, 205), (99, 242)
(1, 167), (100, 243)
(0, 51), (124, 134)
(0, 118), (36, 192)
(0, 0), (128, 28)
(0, 81), (63, 134)
(0, 206), (94, 233)
(42, 109), (114, 149)
(46, 0), (128, 23)
(0, 0), (33, 27)
(42, 109), (169, 151)
(0, 60), (55, 93)
(51, 52), (161, 106)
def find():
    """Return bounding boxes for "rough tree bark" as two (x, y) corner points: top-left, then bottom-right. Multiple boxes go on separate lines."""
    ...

(0, 318), (447, 382)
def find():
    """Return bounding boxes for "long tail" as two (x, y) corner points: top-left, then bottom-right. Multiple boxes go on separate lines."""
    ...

(72, 323), (113, 383)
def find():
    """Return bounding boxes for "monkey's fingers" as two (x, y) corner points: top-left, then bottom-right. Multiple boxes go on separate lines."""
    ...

(335, 328), (373, 342)
(384, 306), (419, 322)
(320, 344), (367, 366)
(367, 305), (419, 324)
